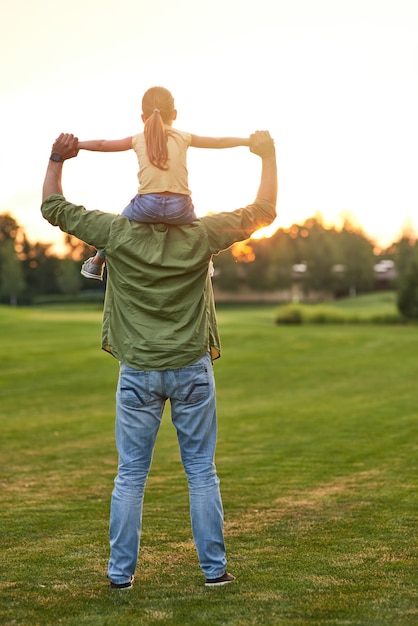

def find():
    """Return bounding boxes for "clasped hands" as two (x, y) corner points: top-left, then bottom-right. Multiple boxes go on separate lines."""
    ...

(51, 133), (79, 161)
(51, 130), (275, 162)
(249, 131), (275, 158)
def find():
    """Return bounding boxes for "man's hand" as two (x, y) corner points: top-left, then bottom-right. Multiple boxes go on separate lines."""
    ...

(51, 133), (79, 161)
(249, 131), (275, 158)
(43, 134), (78, 201)
(252, 131), (277, 207)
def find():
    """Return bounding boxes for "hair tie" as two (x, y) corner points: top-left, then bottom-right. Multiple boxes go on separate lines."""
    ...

(153, 108), (160, 113)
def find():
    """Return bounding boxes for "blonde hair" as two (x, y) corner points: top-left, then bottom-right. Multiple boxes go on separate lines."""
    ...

(142, 86), (175, 170)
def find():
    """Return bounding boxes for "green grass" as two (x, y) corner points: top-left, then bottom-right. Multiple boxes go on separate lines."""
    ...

(1, 296), (417, 625)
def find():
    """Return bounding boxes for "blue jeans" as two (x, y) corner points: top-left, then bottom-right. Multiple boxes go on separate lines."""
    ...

(97, 193), (197, 260)
(108, 353), (227, 584)
(123, 193), (197, 224)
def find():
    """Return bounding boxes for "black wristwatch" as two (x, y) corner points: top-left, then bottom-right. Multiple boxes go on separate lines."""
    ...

(50, 152), (63, 163)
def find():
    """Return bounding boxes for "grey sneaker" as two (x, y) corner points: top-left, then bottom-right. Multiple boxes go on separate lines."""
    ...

(205, 572), (235, 587)
(109, 575), (134, 590)
(81, 257), (104, 280)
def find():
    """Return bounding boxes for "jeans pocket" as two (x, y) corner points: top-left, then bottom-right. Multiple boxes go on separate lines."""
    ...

(119, 370), (152, 408)
(173, 359), (211, 404)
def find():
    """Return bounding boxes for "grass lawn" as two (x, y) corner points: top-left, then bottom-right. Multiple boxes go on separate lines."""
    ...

(0, 296), (417, 625)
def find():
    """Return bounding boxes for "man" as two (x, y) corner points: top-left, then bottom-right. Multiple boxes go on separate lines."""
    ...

(41, 130), (277, 589)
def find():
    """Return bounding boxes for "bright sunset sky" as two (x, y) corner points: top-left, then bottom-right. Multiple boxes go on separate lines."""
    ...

(1, 0), (417, 253)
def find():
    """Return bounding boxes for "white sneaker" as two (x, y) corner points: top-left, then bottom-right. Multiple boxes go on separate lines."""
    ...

(81, 257), (104, 280)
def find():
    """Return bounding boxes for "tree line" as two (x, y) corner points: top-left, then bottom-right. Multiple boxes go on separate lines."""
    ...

(0, 213), (101, 305)
(1, 212), (418, 317)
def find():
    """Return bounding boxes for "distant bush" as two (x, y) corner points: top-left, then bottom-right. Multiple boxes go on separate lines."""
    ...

(368, 312), (406, 324)
(275, 303), (406, 325)
(274, 305), (304, 324)
(307, 306), (351, 324)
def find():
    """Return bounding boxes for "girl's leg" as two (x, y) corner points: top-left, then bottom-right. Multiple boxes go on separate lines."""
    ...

(128, 194), (197, 224)
(120, 197), (137, 219)
(160, 195), (197, 224)
(92, 251), (105, 266)
(124, 194), (164, 223)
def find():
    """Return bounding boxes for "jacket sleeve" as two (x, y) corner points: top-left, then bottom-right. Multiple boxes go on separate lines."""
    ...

(201, 199), (276, 254)
(41, 194), (116, 251)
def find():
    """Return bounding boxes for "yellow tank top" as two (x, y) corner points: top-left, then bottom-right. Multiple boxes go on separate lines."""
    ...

(132, 127), (192, 195)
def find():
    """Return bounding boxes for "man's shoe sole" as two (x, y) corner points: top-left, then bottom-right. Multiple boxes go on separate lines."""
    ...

(109, 575), (134, 589)
(205, 572), (235, 587)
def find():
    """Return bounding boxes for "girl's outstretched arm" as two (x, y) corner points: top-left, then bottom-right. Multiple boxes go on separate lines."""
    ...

(78, 137), (133, 151)
(190, 135), (250, 149)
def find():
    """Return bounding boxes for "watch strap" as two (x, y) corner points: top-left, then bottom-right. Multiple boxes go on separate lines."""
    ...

(50, 152), (63, 163)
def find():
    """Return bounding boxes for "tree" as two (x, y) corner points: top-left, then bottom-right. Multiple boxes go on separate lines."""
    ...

(0, 213), (20, 244)
(0, 239), (26, 305)
(297, 217), (338, 295)
(56, 258), (82, 296)
(397, 246), (418, 319)
(0, 213), (21, 293)
(212, 248), (243, 292)
(259, 229), (295, 291)
(20, 239), (61, 297)
(391, 234), (416, 286)
(336, 222), (376, 296)
(63, 234), (95, 261)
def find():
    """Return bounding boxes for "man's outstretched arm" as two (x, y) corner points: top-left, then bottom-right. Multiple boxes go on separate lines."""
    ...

(42, 133), (79, 201)
(249, 130), (277, 208)
(41, 133), (114, 252)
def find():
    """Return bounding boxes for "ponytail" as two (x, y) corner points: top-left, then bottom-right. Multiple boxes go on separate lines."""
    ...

(144, 110), (169, 170)
(142, 86), (176, 171)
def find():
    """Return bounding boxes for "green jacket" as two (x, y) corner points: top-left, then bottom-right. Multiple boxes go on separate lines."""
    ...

(41, 195), (276, 370)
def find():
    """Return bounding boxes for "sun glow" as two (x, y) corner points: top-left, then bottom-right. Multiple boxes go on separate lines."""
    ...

(1, 0), (417, 253)
(251, 221), (280, 240)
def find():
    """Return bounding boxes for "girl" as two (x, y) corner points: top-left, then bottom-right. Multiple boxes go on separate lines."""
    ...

(78, 86), (250, 280)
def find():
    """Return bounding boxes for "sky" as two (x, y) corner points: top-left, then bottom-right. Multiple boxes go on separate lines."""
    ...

(1, 0), (417, 254)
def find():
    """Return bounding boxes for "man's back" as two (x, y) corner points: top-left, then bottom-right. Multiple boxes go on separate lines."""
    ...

(103, 218), (217, 369)
(41, 194), (275, 369)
